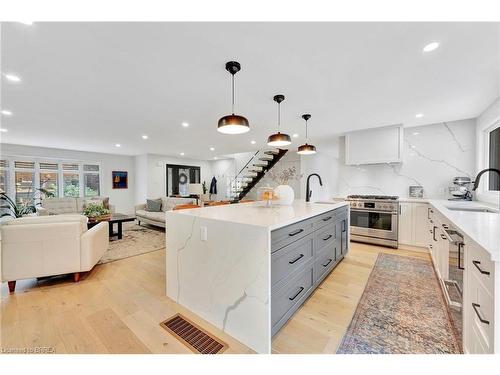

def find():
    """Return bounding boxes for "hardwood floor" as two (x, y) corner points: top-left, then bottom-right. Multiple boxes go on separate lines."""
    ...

(271, 241), (430, 354)
(0, 249), (253, 354)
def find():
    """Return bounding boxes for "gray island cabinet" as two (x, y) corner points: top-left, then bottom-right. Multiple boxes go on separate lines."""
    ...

(271, 205), (349, 335)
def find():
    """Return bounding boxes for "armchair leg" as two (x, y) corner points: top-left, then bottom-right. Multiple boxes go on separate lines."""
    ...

(73, 272), (81, 282)
(8, 281), (16, 293)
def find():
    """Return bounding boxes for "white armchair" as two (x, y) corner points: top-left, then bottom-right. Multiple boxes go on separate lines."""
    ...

(0, 214), (109, 293)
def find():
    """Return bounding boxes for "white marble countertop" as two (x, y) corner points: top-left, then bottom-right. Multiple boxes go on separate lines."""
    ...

(171, 200), (349, 230)
(428, 199), (500, 261)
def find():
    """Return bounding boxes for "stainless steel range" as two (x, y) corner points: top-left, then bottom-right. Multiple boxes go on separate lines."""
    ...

(346, 195), (399, 248)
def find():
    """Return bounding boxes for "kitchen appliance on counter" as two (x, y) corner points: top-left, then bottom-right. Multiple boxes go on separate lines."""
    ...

(346, 195), (399, 248)
(448, 176), (473, 201)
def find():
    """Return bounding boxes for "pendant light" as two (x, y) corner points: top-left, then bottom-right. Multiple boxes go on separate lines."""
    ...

(217, 61), (250, 134)
(267, 95), (291, 147)
(297, 114), (317, 155)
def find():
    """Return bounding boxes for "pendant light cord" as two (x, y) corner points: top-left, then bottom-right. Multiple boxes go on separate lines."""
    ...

(277, 102), (281, 132)
(231, 74), (235, 114)
(305, 119), (308, 141)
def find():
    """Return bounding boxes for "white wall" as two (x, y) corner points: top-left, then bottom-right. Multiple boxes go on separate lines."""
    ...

(337, 118), (477, 199)
(300, 151), (340, 202)
(134, 154), (148, 204)
(475, 96), (500, 203)
(0, 143), (136, 213)
(208, 158), (236, 200)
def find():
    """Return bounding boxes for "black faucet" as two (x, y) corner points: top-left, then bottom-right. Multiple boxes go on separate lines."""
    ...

(472, 168), (500, 191)
(306, 173), (323, 202)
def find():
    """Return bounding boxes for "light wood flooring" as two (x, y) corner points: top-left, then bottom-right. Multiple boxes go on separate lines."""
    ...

(0, 249), (253, 354)
(271, 242), (430, 354)
(1, 242), (428, 354)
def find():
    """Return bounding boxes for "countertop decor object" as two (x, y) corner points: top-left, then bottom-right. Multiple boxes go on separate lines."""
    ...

(267, 95), (291, 147)
(409, 185), (424, 198)
(268, 166), (302, 205)
(217, 61), (250, 135)
(297, 114), (317, 155)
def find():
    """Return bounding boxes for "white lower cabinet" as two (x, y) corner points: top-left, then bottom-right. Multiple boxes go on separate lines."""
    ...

(398, 202), (429, 248)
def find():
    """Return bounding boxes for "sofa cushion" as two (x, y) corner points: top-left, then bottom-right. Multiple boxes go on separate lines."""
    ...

(42, 197), (78, 214)
(136, 209), (165, 222)
(161, 197), (196, 212)
(5, 214), (88, 232)
(146, 199), (162, 212)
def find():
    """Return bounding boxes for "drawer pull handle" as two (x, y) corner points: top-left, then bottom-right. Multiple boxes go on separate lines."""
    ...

(322, 216), (332, 222)
(288, 229), (304, 237)
(323, 234), (333, 241)
(472, 260), (490, 275)
(440, 234), (447, 240)
(289, 287), (305, 301)
(322, 259), (333, 267)
(288, 254), (304, 264)
(442, 224), (449, 229)
(429, 219), (433, 224)
(472, 303), (490, 325)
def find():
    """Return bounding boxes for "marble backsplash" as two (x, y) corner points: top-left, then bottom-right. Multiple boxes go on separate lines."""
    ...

(337, 119), (476, 199)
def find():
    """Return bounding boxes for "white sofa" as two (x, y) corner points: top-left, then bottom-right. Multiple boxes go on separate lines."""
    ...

(135, 197), (197, 228)
(37, 197), (115, 216)
(0, 214), (109, 293)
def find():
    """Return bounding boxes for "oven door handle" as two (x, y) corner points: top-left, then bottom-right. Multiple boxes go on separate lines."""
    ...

(351, 209), (397, 215)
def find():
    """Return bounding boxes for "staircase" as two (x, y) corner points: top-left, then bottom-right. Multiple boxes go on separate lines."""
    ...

(229, 148), (288, 202)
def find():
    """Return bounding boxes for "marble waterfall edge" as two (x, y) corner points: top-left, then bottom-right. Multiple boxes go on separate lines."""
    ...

(166, 212), (270, 353)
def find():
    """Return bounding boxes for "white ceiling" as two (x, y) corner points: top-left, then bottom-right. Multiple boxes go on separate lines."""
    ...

(1, 22), (499, 160)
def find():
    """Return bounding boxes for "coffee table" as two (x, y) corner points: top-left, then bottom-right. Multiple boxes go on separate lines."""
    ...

(88, 213), (136, 240)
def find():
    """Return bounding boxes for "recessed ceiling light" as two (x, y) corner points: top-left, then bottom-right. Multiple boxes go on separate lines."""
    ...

(19, 21), (34, 25)
(0, 128), (8, 132)
(214, 157), (218, 160)
(415, 113), (424, 118)
(413, 132), (420, 135)
(180, 152), (185, 156)
(251, 140), (256, 145)
(1, 109), (13, 116)
(210, 147), (215, 151)
(292, 133), (299, 138)
(423, 42), (439, 52)
(182, 122), (189, 128)
(4, 74), (21, 82)
(115, 143), (121, 147)
(142, 135), (148, 139)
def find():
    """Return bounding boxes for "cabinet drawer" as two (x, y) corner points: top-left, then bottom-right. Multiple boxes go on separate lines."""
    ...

(469, 244), (495, 295)
(271, 219), (314, 253)
(271, 234), (313, 286)
(313, 223), (336, 252)
(469, 270), (494, 352)
(314, 244), (336, 283)
(271, 266), (314, 328)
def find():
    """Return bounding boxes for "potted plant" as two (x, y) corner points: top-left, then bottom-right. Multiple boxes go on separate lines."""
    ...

(83, 202), (111, 223)
(267, 166), (302, 205)
(0, 188), (54, 219)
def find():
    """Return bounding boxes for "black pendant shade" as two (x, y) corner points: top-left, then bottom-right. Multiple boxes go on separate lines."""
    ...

(297, 114), (317, 155)
(217, 61), (250, 135)
(267, 94), (292, 147)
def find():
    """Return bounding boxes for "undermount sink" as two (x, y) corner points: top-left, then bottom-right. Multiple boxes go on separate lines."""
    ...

(446, 206), (498, 213)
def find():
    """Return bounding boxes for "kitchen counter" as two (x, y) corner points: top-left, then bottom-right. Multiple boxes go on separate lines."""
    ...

(428, 200), (500, 261)
(172, 200), (349, 230)
(165, 200), (349, 353)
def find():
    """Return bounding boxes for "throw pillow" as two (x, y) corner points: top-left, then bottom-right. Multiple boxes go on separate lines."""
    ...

(146, 199), (162, 212)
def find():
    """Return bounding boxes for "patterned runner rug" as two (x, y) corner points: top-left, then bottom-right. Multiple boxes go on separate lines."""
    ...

(98, 222), (165, 264)
(337, 253), (462, 354)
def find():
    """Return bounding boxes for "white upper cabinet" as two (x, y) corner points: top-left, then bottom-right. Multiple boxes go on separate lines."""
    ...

(345, 124), (403, 165)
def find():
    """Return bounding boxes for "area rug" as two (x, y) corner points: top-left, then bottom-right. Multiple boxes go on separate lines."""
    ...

(98, 222), (165, 264)
(336, 253), (462, 354)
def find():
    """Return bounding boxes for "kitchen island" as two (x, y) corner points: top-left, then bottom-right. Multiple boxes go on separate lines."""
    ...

(166, 200), (349, 353)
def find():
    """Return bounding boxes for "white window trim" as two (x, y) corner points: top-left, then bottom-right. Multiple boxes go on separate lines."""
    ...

(477, 119), (500, 203)
(0, 155), (102, 200)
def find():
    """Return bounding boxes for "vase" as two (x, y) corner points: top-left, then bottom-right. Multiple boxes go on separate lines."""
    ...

(274, 185), (295, 205)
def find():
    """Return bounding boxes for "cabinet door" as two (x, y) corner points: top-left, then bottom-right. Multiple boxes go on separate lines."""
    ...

(413, 203), (430, 247)
(398, 202), (413, 245)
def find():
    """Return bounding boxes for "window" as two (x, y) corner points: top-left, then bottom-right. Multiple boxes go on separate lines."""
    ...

(39, 162), (59, 197)
(63, 163), (80, 197)
(489, 126), (500, 191)
(0, 160), (8, 194)
(83, 164), (100, 197)
(15, 171), (35, 203)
